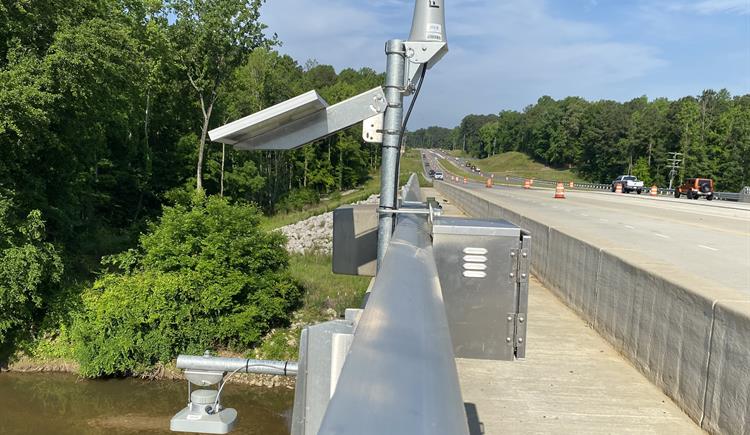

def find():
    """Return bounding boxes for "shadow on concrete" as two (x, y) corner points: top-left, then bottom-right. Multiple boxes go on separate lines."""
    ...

(465, 402), (484, 435)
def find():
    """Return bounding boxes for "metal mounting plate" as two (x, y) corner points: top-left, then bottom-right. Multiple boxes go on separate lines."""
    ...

(362, 113), (384, 143)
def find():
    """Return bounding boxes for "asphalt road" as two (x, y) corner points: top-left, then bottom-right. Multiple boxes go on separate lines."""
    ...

(422, 150), (750, 293)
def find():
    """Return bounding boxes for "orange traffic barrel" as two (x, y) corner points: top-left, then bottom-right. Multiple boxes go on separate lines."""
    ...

(615, 183), (623, 194)
(463, 177), (468, 184)
(554, 182), (566, 199)
(523, 179), (531, 189)
(650, 185), (658, 196)
(486, 178), (493, 188)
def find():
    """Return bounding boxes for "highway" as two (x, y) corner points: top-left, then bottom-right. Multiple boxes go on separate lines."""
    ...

(421, 186), (703, 434)
(423, 150), (750, 293)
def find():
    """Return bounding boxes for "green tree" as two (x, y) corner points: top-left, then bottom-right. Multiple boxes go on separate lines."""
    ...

(631, 157), (653, 186)
(72, 194), (301, 376)
(169, 0), (272, 191)
(0, 195), (63, 360)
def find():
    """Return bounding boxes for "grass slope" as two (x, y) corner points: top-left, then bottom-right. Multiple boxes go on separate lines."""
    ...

(399, 148), (432, 187)
(262, 149), (430, 231)
(470, 152), (584, 181)
(441, 151), (587, 182)
(255, 254), (370, 360)
(261, 176), (381, 231)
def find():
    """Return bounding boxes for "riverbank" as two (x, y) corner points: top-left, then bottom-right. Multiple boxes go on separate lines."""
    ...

(4, 202), (374, 388)
(5, 352), (297, 388)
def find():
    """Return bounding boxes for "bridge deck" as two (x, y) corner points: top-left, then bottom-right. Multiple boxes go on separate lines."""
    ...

(424, 187), (703, 435)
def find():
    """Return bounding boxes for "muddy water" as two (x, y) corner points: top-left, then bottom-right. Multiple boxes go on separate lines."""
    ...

(0, 373), (293, 435)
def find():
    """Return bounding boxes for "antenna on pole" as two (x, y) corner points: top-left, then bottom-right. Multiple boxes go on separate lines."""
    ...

(376, 0), (449, 266)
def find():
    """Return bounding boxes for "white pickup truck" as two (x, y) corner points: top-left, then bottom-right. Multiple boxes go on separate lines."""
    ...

(611, 175), (644, 194)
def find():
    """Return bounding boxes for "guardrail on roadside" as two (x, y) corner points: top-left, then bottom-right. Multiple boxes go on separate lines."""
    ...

(434, 179), (750, 435)
(428, 158), (745, 202)
(304, 174), (470, 435)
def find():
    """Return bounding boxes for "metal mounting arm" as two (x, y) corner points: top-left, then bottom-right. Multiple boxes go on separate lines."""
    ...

(208, 87), (387, 151)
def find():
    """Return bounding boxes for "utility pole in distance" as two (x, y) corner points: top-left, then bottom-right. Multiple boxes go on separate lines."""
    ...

(666, 151), (684, 190)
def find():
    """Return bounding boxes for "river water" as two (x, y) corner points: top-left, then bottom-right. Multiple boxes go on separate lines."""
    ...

(0, 373), (293, 435)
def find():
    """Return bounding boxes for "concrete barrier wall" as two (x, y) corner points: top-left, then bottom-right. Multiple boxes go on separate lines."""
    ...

(436, 181), (749, 435)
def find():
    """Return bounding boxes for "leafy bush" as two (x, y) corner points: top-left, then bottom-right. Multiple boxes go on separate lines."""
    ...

(0, 195), (63, 360)
(275, 188), (320, 213)
(71, 193), (302, 377)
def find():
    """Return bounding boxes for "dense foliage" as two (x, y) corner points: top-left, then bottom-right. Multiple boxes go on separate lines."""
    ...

(410, 91), (750, 190)
(72, 194), (301, 376)
(0, 0), (382, 368)
(0, 194), (63, 360)
(2, 0), (746, 374)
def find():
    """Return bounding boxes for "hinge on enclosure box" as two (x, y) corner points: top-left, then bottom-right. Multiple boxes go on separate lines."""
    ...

(505, 313), (524, 356)
(505, 312), (526, 356)
(510, 248), (529, 284)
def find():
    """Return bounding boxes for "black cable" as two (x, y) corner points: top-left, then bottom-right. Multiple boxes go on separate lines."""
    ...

(393, 64), (427, 199)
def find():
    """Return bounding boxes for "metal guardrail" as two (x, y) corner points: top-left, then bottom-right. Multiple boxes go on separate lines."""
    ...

(317, 174), (469, 435)
(428, 155), (745, 202)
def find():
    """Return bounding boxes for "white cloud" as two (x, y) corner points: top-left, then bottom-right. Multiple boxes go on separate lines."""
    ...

(260, 0), (670, 127)
(670, 0), (750, 15)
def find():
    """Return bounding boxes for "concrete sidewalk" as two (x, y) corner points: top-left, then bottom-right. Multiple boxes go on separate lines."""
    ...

(423, 186), (703, 435)
(457, 278), (703, 435)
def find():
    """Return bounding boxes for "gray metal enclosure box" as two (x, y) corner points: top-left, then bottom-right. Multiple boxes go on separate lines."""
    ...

(332, 204), (378, 276)
(432, 217), (530, 360)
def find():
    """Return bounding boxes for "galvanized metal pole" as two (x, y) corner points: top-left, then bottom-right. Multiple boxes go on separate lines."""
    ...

(377, 39), (406, 267)
(318, 177), (469, 435)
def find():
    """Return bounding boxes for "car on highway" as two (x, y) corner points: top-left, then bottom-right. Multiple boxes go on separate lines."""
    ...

(611, 175), (644, 194)
(675, 178), (714, 200)
(433, 171), (444, 180)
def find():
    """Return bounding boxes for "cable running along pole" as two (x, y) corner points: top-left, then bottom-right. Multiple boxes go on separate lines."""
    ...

(377, 40), (407, 267)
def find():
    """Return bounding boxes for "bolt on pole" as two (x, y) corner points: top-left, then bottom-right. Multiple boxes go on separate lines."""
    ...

(377, 39), (406, 268)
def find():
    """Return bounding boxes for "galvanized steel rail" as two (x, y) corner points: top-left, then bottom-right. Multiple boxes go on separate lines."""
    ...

(431, 154), (746, 201)
(317, 174), (470, 435)
(176, 355), (298, 377)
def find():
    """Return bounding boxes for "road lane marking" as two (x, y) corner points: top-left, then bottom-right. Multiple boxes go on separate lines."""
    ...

(654, 233), (670, 239)
(624, 225), (635, 229)
(698, 245), (719, 251)
(599, 218), (608, 223)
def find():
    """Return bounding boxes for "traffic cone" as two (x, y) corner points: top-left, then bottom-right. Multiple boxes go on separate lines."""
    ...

(523, 179), (531, 189)
(615, 183), (623, 194)
(463, 177), (468, 184)
(486, 178), (493, 188)
(650, 185), (658, 196)
(554, 182), (566, 199)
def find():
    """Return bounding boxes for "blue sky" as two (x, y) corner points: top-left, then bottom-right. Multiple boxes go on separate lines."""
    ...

(260, 0), (750, 128)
